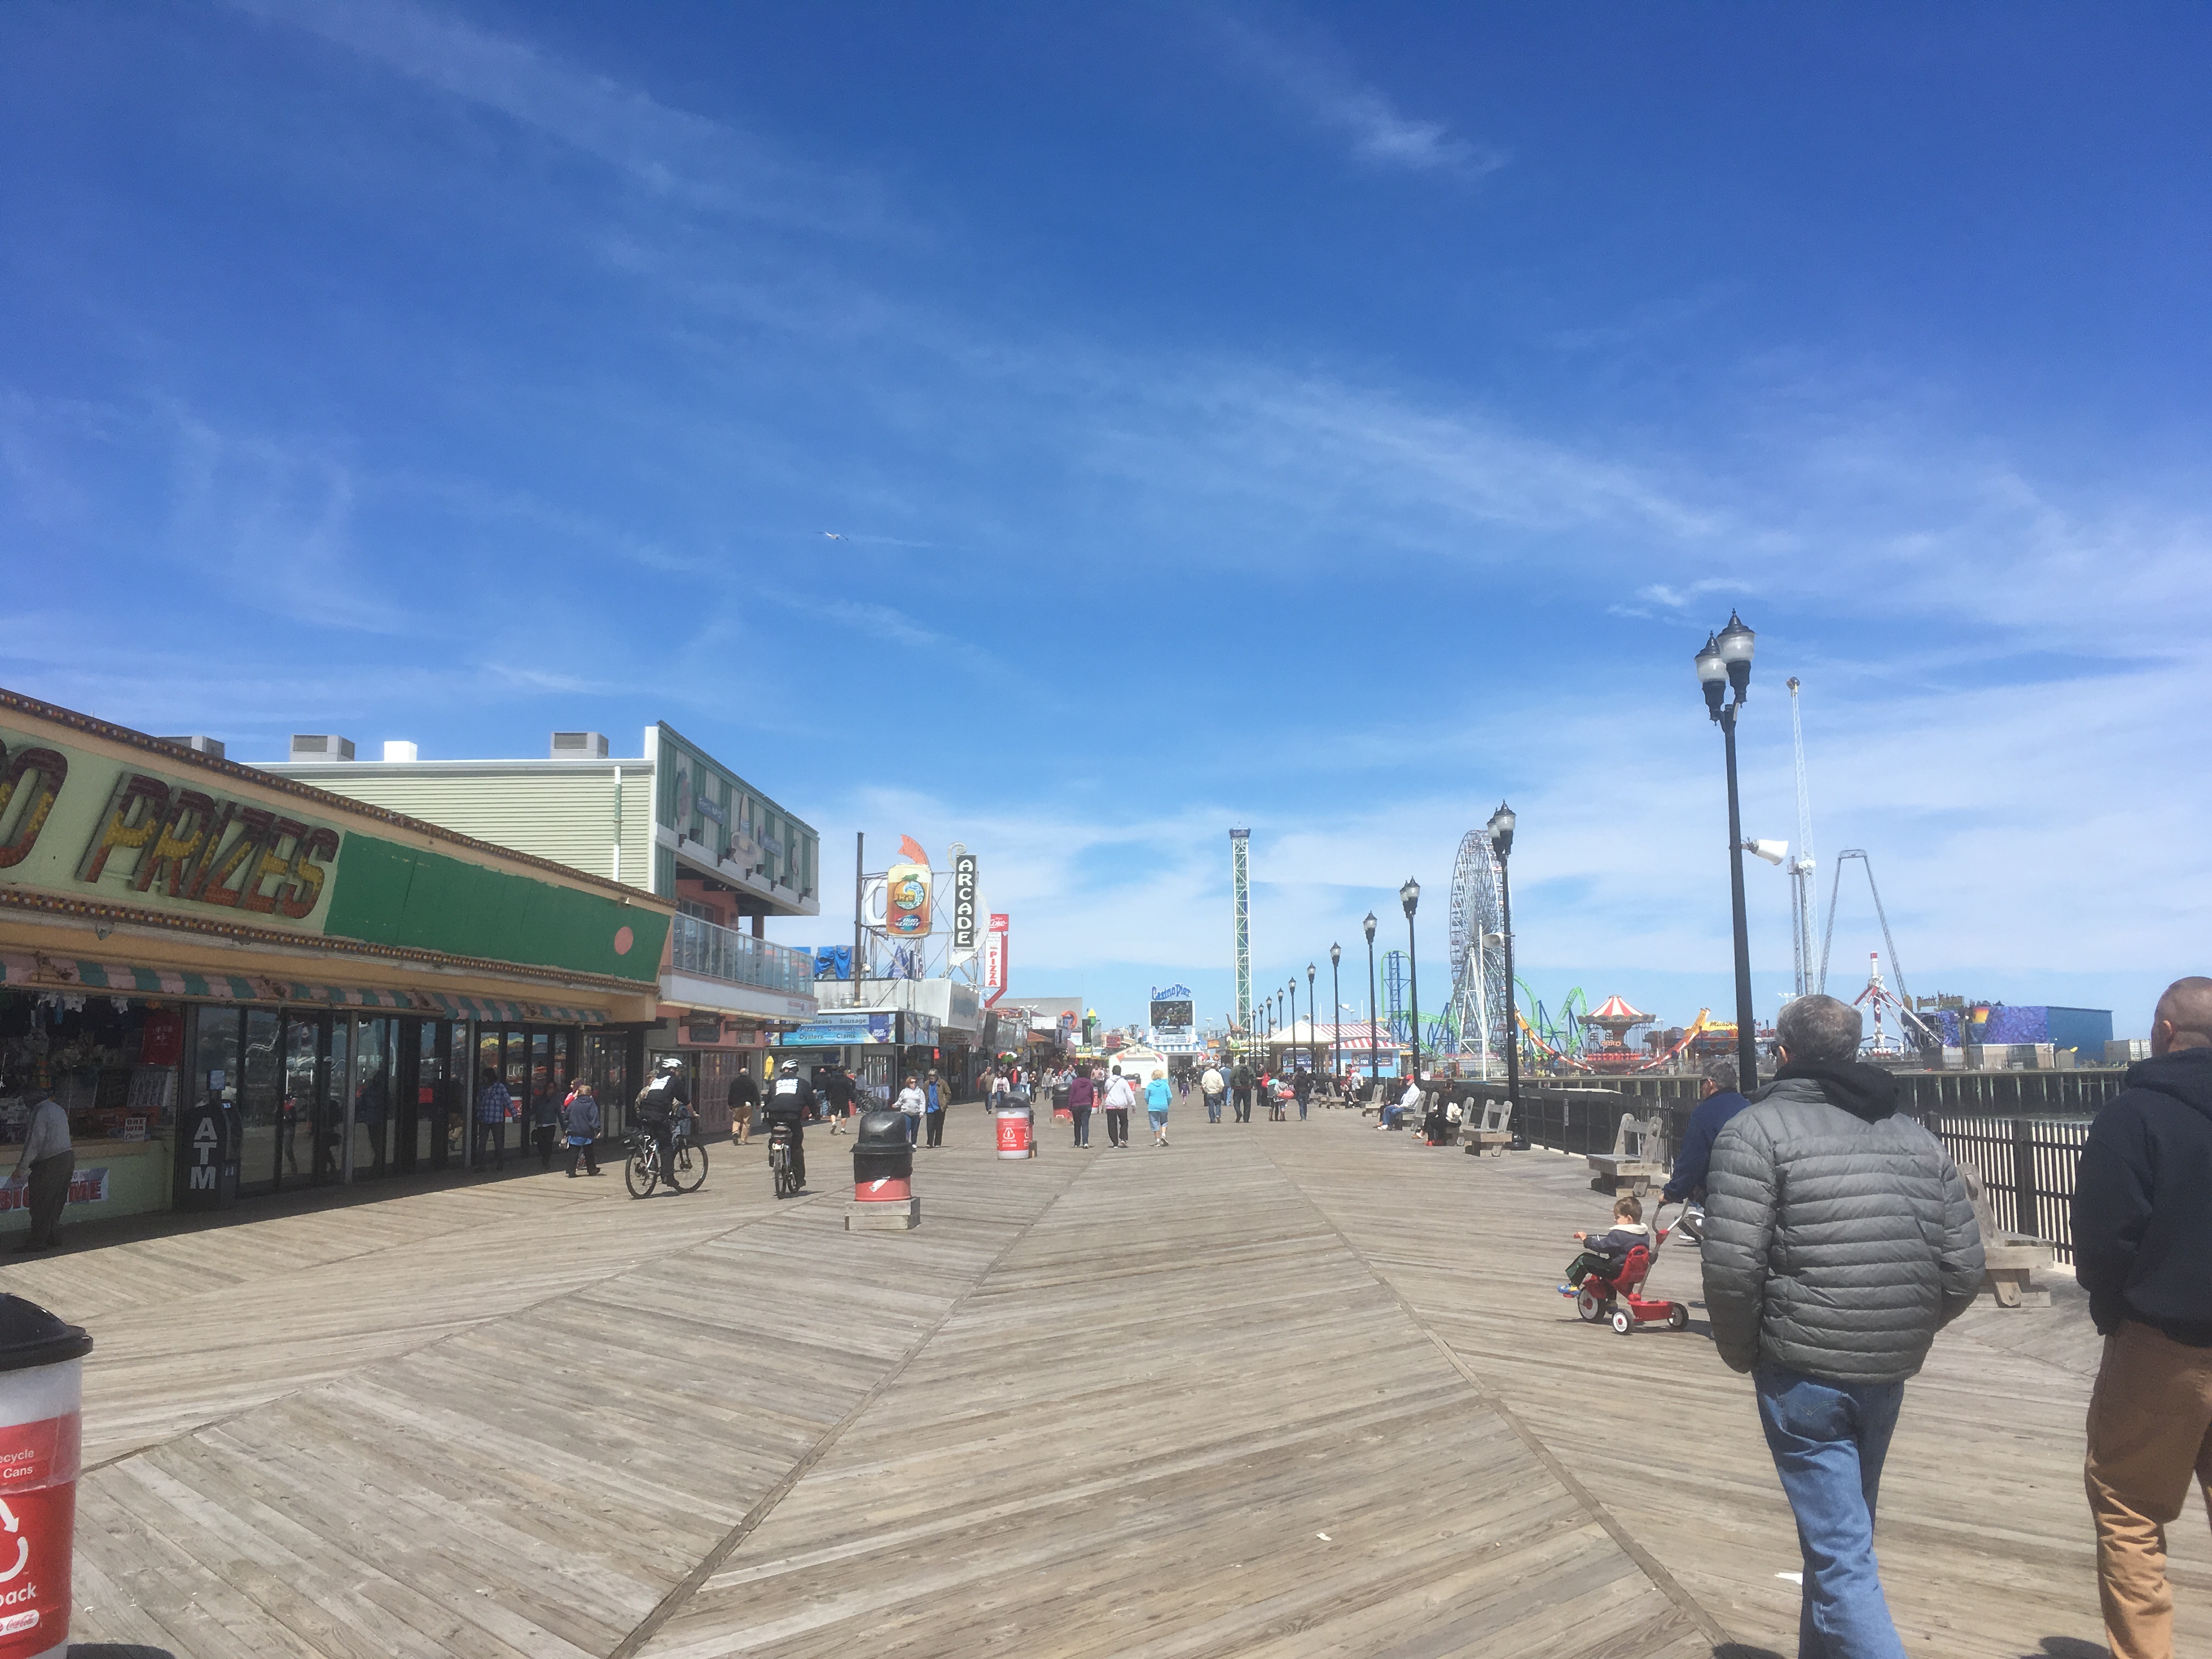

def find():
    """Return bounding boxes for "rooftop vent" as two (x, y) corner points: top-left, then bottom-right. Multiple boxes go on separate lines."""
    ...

(157, 735), (225, 760)
(289, 734), (356, 762)
(382, 740), (419, 763)
(551, 731), (609, 759)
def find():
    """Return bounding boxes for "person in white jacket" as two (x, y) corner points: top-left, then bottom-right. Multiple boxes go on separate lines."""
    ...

(1102, 1069), (1137, 1149)
(895, 1075), (926, 1146)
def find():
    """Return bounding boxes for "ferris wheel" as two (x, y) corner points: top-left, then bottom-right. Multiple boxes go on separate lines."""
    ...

(1446, 829), (1509, 1071)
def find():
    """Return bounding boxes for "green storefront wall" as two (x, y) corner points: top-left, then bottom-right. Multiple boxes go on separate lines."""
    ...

(321, 832), (669, 986)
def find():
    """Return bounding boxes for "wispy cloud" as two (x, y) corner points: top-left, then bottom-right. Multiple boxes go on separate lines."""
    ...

(1212, 15), (1504, 178)
(230, 0), (894, 233)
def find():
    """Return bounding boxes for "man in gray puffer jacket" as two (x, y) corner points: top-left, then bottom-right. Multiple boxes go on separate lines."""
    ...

(1704, 994), (1983, 1658)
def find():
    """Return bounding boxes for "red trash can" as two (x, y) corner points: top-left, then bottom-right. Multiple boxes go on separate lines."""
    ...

(994, 1104), (1034, 1160)
(0, 1296), (92, 1659)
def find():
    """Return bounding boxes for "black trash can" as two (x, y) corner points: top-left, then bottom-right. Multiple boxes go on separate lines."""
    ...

(853, 1110), (913, 1196)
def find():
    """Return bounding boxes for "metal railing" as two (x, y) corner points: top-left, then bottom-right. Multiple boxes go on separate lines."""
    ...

(668, 913), (815, 997)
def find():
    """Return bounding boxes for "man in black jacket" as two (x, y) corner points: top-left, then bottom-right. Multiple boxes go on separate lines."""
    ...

(2075, 976), (2212, 1659)
(1230, 1060), (1255, 1124)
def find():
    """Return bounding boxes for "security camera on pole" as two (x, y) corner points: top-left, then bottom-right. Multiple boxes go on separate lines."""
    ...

(1695, 612), (1764, 1092)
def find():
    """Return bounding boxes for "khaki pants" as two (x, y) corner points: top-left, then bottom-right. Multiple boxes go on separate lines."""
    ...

(2086, 1319), (2212, 1659)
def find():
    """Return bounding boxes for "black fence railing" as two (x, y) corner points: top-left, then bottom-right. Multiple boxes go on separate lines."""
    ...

(1427, 1079), (2100, 1264)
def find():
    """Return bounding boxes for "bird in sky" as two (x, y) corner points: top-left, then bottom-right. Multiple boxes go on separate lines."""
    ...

(820, 531), (845, 540)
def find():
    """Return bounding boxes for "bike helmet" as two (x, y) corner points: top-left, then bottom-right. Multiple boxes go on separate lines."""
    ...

(655, 1056), (685, 1074)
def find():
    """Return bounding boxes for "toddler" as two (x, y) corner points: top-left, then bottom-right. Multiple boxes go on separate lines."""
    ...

(1556, 1195), (1650, 1295)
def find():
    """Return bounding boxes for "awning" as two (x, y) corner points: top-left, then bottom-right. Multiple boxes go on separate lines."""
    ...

(0, 952), (608, 1024)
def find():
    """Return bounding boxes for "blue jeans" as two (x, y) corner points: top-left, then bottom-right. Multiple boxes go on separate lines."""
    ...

(1205, 1093), (1222, 1122)
(1755, 1365), (1908, 1659)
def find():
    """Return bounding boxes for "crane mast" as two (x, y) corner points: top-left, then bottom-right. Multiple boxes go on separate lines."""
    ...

(1787, 677), (1818, 998)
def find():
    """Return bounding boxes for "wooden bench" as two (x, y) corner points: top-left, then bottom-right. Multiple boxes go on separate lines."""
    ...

(1963, 1169), (2056, 1308)
(1464, 1097), (1515, 1158)
(1587, 1113), (1668, 1197)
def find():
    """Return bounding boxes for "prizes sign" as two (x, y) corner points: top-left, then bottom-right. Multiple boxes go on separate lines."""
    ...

(950, 852), (979, 953)
(984, 912), (1008, 1006)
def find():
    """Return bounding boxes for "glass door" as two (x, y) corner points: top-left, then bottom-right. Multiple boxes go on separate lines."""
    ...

(279, 1012), (323, 1188)
(240, 1008), (283, 1195)
(314, 1017), (350, 1184)
(349, 1016), (394, 1180)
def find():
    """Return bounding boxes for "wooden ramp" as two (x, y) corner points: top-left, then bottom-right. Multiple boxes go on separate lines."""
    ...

(3, 1106), (2185, 1656)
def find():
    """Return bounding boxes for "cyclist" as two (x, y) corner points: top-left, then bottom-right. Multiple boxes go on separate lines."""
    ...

(765, 1065), (815, 1190)
(634, 1057), (689, 1192)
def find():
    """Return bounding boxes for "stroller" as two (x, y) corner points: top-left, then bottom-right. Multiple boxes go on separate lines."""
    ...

(1568, 1199), (1692, 1335)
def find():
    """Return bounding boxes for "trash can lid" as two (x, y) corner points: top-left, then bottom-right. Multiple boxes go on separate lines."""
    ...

(0, 1296), (91, 1372)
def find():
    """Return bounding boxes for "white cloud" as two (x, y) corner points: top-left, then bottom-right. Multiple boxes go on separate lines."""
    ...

(1212, 16), (1504, 178)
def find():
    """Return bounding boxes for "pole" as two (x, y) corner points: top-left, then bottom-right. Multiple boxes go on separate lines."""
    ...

(1500, 859), (1520, 1114)
(1406, 916), (1421, 1087)
(1366, 933), (1379, 1087)
(853, 831), (865, 997)
(1287, 979), (1296, 1071)
(1330, 956), (1341, 1084)
(1307, 968), (1317, 1074)
(1723, 708), (1760, 1090)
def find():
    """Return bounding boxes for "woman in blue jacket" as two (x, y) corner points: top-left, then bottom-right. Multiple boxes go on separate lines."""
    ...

(1146, 1069), (1173, 1147)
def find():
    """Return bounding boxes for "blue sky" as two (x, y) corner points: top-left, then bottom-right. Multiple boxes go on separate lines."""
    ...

(6, 3), (2209, 1039)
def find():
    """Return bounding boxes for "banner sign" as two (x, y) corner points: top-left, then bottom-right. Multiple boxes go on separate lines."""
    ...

(951, 852), (979, 953)
(984, 913), (1008, 1007)
(885, 862), (932, 936)
(0, 1167), (106, 1212)
(1149, 984), (1195, 1037)
(780, 1013), (894, 1046)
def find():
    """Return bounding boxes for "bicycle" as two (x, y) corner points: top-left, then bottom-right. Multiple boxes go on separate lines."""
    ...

(768, 1122), (802, 1199)
(625, 1115), (709, 1198)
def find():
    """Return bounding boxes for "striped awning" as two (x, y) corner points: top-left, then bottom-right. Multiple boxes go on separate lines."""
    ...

(0, 953), (608, 1025)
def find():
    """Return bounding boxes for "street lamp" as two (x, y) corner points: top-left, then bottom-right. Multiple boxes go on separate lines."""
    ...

(1306, 963), (1317, 1073)
(1285, 978), (1296, 1071)
(1488, 803), (1519, 1121)
(1697, 610), (1762, 1091)
(1400, 878), (1422, 1088)
(1363, 912), (1379, 1090)
(1328, 944), (1341, 1084)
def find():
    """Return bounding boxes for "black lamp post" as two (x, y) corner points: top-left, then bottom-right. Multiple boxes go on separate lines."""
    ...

(1306, 963), (1317, 1073)
(1489, 803), (1519, 1114)
(1328, 944), (1341, 1085)
(1400, 878), (1422, 1089)
(1363, 912), (1379, 1088)
(1697, 611), (1762, 1092)
(1285, 978), (1296, 1071)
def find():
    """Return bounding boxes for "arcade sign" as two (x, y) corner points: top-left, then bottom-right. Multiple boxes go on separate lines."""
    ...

(951, 851), (979, 953)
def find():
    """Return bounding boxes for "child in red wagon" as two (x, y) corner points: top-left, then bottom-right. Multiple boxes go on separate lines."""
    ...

(1557, 1195), (1651, 1295)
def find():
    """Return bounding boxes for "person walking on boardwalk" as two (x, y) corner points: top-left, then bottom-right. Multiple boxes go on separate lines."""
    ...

(1661, 1057), (1752, 1216)
(924, 1070), (946, 1148)
(1201, 1062), (1226, 1124)
(729, 1062), (760, 1146)
(1146, 1068), (1173, 1147)
(1702, 993), (1983, 1659)
(1102, 1067), (1136, 1148)
(895, 1074), (926, 1146)
(1230, 1058), (1254, 1123)
(473, 1066), (510, 1172)
(562, 1081), (603, 1177)
(2074, 975), (2212, 1659)
(1068, 1063), (1096, 1149)
(7, 1081), (72, 1252)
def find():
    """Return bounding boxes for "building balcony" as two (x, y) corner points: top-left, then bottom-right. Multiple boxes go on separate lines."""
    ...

(665, 913), (818, 1019)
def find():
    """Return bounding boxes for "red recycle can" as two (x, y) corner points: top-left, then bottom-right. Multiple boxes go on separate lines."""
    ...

(0, 1298), (93, 1659)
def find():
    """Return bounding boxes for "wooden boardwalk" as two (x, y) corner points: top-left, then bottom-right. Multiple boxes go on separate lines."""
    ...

(3, 1105), (2190, 1657)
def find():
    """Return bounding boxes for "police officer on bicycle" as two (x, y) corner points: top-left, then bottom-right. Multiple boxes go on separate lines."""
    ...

(764, 1065), (814, 1189)
(635, 1056), (689, 1190)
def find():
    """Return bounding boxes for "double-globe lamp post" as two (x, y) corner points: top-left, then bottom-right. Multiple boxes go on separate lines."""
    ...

(1487, 803), (1519, 1113)
(1400, 877), (1421, 1089)
(1328, 944), (1342, 1084)
(1363, 912), (1379, 1090)
(1696, 611), (1763, 1092)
